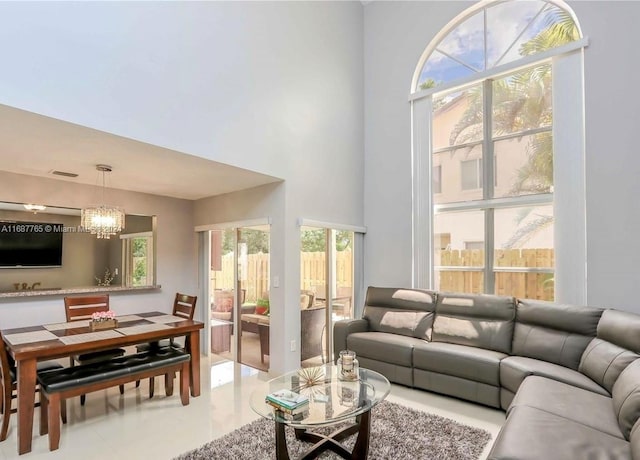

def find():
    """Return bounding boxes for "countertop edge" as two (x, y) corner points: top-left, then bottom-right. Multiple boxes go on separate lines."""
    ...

(0, 285), (162, 299)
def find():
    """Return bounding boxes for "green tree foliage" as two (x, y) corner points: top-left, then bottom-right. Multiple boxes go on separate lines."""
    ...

(132, 237), (148, 286)
(222, 229), (269, 255)
(443, 7), (578, 248)
(220, 228), (352, 254)
(448, 7), (578, 194)
(419, 78), (438, 90)
(301, 229), (352, 252)
(133, 259), (147, 286)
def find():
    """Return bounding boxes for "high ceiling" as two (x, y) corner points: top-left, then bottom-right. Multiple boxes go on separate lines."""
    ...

(0, 104), (281, 201)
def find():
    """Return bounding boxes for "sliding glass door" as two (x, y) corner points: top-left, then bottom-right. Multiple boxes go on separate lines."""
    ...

(208, 225), (270, 371)
(300, 226), (355, 366)
(209, 230), (236, 361)
(236, 226), (270, 370)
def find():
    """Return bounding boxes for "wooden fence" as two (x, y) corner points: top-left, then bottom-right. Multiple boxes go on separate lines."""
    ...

(210, 250), (353, 302)
(211, 248), (552, 302)
(437, 248), (554, 300)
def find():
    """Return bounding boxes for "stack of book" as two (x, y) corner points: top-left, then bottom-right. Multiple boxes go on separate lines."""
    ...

(265, 389), (309, 419)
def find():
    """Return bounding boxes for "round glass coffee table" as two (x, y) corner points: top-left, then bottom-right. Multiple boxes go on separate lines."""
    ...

(249, 365), (390, 460)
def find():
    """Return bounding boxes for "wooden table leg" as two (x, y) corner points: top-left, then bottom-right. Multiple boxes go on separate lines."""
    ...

(188, 330), (201, 397)
(17, 358), (37, 455)
(352, 409), (372, 460)
(275, 421), (291, 460)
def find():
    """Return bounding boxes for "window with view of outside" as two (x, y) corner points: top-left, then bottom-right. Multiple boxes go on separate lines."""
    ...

(123, 234), (153, 286)
(422, 1), (580, 301)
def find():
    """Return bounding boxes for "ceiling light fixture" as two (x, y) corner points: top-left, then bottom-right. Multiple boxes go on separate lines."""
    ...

(81, 164), (125, 239)
(23, 204), (47, 213)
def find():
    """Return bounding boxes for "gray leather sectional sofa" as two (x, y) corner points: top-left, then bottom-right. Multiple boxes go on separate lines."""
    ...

(334, 287), (640, 459)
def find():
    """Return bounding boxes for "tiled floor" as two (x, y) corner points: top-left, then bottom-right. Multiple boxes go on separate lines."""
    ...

(0, 356), (505, 459)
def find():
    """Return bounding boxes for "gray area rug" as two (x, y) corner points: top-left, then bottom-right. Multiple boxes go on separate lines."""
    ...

(176, 400), (492, 459)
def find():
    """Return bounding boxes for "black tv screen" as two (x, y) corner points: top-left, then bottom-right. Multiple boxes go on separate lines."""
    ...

(0, 221), (63, 267)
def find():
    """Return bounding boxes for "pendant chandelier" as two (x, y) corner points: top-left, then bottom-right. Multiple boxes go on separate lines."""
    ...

(81, 164), (125, 239)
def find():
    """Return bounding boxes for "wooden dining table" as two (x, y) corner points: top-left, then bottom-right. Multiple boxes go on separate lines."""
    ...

(1, 311), (204, 455)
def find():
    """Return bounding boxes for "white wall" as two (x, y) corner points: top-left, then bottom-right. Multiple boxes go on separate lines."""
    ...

(573, 1), (640, 310)
(0, 171), (196, 328)
(0, 1), (364, 195)
(364, 2), (472, 287)
(363, 0), (640, 313)
(0, 2), (364, 372)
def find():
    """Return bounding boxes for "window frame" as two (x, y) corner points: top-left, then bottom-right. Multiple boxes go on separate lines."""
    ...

(120, 231), (154, 287)
(410, 2), (588, 304)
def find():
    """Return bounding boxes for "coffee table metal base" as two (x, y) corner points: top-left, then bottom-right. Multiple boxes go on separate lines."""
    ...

(275, 410), (371, 460)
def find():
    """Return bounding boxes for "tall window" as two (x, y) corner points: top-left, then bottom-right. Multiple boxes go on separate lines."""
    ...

(414, 1), (582, 301)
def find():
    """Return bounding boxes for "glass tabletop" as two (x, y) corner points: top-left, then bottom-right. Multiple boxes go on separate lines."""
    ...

(249, 365), (390, 427)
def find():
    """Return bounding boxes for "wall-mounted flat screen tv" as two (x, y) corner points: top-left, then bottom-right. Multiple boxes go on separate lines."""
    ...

(0, 221), (63, 268)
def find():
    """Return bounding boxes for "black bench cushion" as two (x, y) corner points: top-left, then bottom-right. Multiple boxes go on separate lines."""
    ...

(75, 348), (126, 365)
(9, 361), (64, 383)
(38, 349), (190, 393)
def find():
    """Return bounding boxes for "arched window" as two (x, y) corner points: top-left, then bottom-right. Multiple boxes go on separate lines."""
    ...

(410, 0), (587, 303)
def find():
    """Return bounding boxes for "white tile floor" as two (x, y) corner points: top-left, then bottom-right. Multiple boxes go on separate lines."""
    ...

(0, 356), (505, 459)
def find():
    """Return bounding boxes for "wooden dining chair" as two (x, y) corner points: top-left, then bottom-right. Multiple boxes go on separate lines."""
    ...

(63, 295), (126, 405)
(0, 333), (66, 442)
(135, 293), (197, 397)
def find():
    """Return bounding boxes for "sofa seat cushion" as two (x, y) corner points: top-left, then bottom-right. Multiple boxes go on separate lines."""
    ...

(413, 341), (506, 386)
(510, 376), (623, 439)
(488, 405), (631, 460)
(500, 356), (609, 396)
(346, 332), (422, 367)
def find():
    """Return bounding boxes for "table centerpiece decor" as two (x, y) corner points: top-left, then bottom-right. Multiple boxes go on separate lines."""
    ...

(89, 310), (118, 331)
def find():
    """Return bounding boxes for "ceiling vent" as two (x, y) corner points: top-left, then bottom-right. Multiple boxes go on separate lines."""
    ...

(50, 170), (79, 178)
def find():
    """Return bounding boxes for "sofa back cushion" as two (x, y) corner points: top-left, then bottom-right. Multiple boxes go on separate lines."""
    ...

(512, 300), (603, 370)
(579, 310), (640, 393)
(363, 287), (436, 340)
(431, 292), (515, 354)
(612, 359), (640, 440)
(598, 309), (640, 353)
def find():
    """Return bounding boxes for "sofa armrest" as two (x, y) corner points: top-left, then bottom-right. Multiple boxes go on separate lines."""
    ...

(333, 319), (369, 364)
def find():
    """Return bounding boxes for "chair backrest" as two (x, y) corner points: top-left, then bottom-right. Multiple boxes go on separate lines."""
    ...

(0, 333), (15, 388)
(64, 295), (110, 322)
(173, 293), (197, 320)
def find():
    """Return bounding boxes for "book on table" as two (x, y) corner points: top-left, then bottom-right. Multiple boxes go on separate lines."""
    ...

(265, 399), (309, 416)
(265, 389), (309, 412)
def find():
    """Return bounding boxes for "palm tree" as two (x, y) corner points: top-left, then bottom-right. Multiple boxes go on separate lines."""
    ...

(441, 7), (578, 248)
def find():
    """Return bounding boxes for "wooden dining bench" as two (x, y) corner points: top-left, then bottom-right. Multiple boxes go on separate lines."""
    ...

(37, 348), (191, 451)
